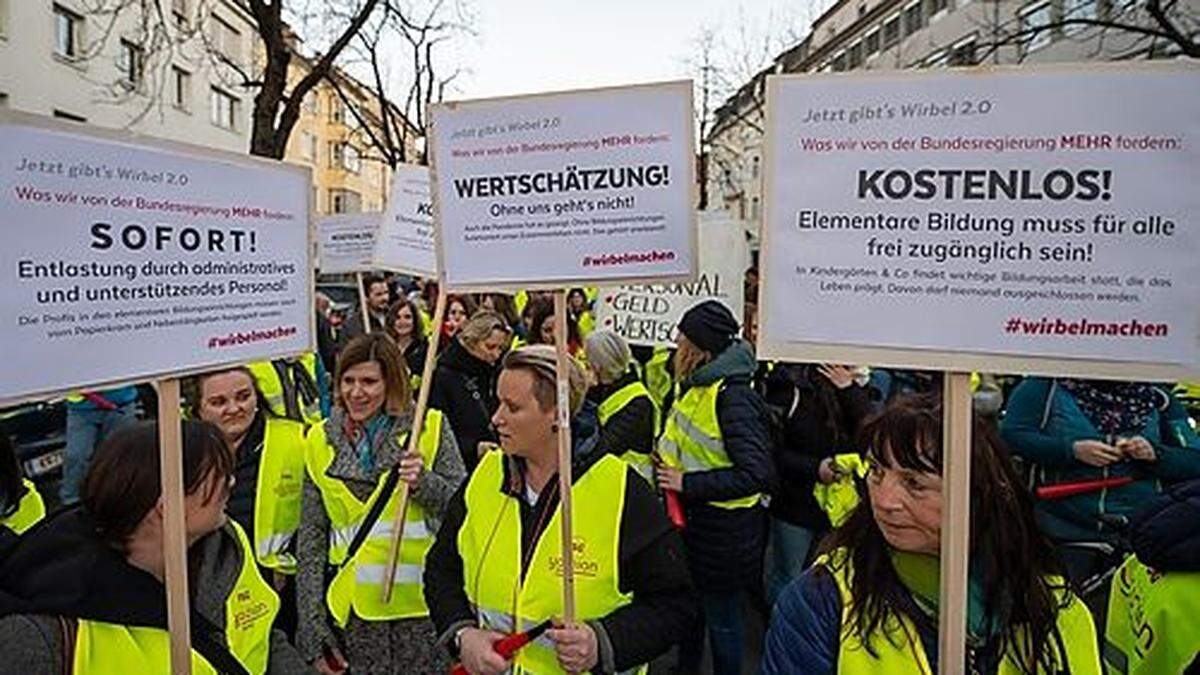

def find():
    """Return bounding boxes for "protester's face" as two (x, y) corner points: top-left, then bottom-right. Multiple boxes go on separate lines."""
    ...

(468, 329), (508, 365)
(539, 319), (556, 345)
(340, 361), (386, 422)
(446, 301), (468, 332)
(480, 295), (496, 311)
(393, 305), (415, 339)
(492, 369), (554, 458)
(866, 446), (943, 555)
(368, 282), (390, 312)
(569, 293), (585, 312)
(184, 471), (230, 544)
(198, 371), (257, 442)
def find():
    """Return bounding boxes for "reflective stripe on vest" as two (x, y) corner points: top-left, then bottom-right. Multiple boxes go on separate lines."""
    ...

(599, 380), (658, 482)
(73, 521), (278, 675)
(817, 549), (1101, 675)
(2, 478), (45, 535)
(305, 410), (444, 625)
(247, 355), (322, 425)
(1104, 553), (1200, 674)
(459, 450), (647, 675)
(254, 418), (307, 573)
(656, 380), (761, 510)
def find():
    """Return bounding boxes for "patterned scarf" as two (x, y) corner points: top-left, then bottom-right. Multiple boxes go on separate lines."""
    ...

(333, 407), (396, 474)
(1060, 379), (1161, 435)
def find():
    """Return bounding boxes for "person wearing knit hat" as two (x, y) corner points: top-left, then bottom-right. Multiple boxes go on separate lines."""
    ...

(656, 300), (774, 675)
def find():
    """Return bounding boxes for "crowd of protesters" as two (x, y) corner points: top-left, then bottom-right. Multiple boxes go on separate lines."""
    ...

(0, 270), (1196, 674)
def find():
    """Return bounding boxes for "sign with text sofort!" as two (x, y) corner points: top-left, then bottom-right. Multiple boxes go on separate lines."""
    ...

(373, 164), (437, 277)
(595, 212), (750, 346)
(0, 112), (313, 404)
(429, 81), (697, 289)
(758, 63), (1200, 380)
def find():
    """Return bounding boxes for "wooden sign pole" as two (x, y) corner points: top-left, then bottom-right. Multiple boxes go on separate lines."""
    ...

(157, 378), (192, 675)
(938, 371), (973, 675)
(553, 291), (576, 624)
(381, 284), (448, 602)
(356, 271), (374, 335)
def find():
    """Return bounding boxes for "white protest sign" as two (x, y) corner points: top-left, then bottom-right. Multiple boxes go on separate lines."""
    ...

(759, 63), (1200, 380)
(0, 112), (312, 403)
(373, 164), (437, 277)
(317, 213), (378, 274)
(429, 81), (697, 289)
(595, 212), (750, 346)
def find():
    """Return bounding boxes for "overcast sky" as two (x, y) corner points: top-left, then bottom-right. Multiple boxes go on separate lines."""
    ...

(452, 1), (820, 100)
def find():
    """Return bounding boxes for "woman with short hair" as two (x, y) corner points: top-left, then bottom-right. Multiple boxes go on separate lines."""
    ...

(763, 393), (1103, 674)
(296, 333), (465, 674)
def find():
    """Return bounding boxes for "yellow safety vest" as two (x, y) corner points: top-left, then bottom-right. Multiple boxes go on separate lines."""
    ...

(642, 347), (672, 415)
(1104, 553), (1200, 674)
(247, 355), (322, 425)
(576, 311), (596, 338)
(73, 521), (278, 675)
(598, 380), (658, 482)
(817, 548), (1101, 675)
(812, 453), (867, 528)
(254, 418), (307, 573)
(657, 380), (762, 510)
(459, 450), (646, 674)
(1, 478), (45, 535)
(304, 411), (444, 625)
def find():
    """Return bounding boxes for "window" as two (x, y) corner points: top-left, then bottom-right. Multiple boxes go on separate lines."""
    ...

(211, 14), (241, 64)
(883, 15), (901, 47)
(904, 2), (925, 36)
(118, 40), (144, 87)
(53, 109), (87, 123)
(1063, 0), (1097, 32)
(329, 189), (362, 214)
(301, 132), (317, 160)
(303, 91), (318, 115)
(329, 97), (344, 123)
(948, 35), (977, 65)
(864, 29), (881, 55)
(925, 49), (949, 67)
(751, 155), (760, 179)
(1018, 1), (1053, 53)
(343, 144), (361, 173)
(928, 0), (949, 19)
(832, 51), (847, 71)
(210, 87), (238, 129)
(848, 41), (863, 68)
(751, 197), (760, 220)
(328, 141), (343, 168)
(172, 66), (191, 109)
(53, 5), (81, 59)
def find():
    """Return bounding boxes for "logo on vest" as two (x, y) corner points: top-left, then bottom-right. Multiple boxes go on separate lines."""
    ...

(547, 538), (599, 578)
(233, 590), (271, 632)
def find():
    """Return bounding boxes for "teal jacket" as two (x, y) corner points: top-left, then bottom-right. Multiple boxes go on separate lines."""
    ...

(1000, 377), (1200, 541)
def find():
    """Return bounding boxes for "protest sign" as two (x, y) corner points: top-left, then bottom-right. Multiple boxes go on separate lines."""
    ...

(758, 62), (1200, 380)
(429, 81), (697, 290)
(595, 212), (750, 346)
(317, 213), (378, 274)
(373, 164), (437, 277)
(0, 111), (313, 404)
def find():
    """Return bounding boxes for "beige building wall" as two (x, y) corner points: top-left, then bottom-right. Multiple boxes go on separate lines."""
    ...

(0, 0), (255, 154)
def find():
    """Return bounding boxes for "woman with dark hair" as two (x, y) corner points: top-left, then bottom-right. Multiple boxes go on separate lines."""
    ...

(385, 298), (429, 380)
(567, 287), (595, 338)
(763, 393), (1103, 674)
(0, 432), (44, 545)
(476, 293), (520, 335)
(0, 419), (307, 673)
(528, 297), (582, 357)
(440, 295), (475, 345)
(297, 333), (465, 674)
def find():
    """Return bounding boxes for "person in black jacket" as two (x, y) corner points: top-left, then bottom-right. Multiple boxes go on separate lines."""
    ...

(759, 362), (873, 606)
(423, 345), (697, 674)
(428, 310), (512, 473)
(583, 330), (657, 475)
(654, 301), (774, 675)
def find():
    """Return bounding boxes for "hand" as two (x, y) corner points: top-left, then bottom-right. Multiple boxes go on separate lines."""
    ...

(1117, 436), (1157, 462)
(313, 645), (347, 675)
(818, 457), (841, 485)
(548, 622), (599, 674)
(817, 364), (856, 389)
(398, 450), (424, 487)
(459, 628), (510, 675)
(655, 464), (684, 493)
(1073, 440), (1122, 467)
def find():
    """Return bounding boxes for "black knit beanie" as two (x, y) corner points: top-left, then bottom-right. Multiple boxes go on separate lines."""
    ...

(677, 300), (739, 354)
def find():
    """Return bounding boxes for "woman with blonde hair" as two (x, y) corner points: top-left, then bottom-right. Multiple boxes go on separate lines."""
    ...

(297, 333), (465, 674)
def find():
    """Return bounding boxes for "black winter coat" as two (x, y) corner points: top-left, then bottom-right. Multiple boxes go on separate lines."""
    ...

(761, 364), (874, 530)
(588, 371), (657, 461)
(428, 339), (500, 474)
(1130, 478), (1200, 572)
(674, 341), (774, 592)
